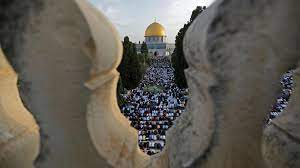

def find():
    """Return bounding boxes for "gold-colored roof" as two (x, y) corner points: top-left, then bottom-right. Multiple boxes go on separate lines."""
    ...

(145, 22), (166, 37)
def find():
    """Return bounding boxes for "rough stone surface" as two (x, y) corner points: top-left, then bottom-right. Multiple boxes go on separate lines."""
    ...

(0, 48), (39, 168)
(19, 0), (113, 167)
(1, 0), (111, 167)
(0, 0), (42, 67)
(0, 0), (300, 167)
(167, 0), (300, 167)
(263, 67), (300, 168)
(76, 1), (150, 167)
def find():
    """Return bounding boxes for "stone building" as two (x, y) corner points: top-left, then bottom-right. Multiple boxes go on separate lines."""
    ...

(136, 21), (175, 56)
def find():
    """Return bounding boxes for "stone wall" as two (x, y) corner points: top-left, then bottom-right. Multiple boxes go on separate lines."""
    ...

(0, 0), (111, 167)
(169, 0), (300, 167)
(263, 67), (300, 168)
(0, 0), (42, 68)
(0, 0), (299, 168)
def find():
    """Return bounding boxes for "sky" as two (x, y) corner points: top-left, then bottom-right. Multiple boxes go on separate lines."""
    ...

(89, 0), (215, 43)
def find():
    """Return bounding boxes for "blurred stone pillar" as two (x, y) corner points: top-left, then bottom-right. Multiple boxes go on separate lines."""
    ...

(166, 0), (300, 167)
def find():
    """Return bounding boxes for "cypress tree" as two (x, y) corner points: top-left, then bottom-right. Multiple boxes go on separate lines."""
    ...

(117, 36), (143, 90)
(172, 6), (206, 88)
(141, 41), (148, 54)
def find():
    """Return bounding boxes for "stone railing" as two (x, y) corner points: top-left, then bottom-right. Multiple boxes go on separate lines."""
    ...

(0, 48), (40, 168)
(0, 0), (299, 167)
(75, 0), (150, 167)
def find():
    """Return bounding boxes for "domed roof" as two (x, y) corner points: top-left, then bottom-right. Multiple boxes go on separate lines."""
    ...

(145, 22), (166, 37)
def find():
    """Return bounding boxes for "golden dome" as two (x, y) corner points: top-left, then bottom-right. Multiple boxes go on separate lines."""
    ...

(145, 22), (166, 37)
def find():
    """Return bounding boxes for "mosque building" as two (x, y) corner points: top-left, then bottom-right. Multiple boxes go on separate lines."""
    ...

(136, 21), (175, 56)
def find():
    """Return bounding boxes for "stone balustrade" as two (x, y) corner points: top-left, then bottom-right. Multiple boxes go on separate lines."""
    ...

(0, 0), (299, 167)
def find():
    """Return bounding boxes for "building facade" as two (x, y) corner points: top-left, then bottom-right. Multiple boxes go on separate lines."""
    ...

(136, 21), (175, 56)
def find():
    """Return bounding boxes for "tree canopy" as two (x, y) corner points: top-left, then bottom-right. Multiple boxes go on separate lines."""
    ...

(141, 41), (148, 54)
(117, 36), (143, 90)
(171, 6), (206, 88)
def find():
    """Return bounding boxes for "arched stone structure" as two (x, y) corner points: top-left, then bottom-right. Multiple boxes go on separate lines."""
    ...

(75, 0), (150, 167)
(169, 0), (300, 167)
(0, 0), (299, 167)
(263, 67), (300, 168)
(1, 0), (112, 167)
(0, 48), (39, 168)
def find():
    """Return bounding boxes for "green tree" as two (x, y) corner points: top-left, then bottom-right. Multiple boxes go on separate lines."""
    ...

(141, 41), (148, 54)
(117, 36), (143, 90)
(116, 78), (127, 107)
(127, 44), (143, 89)
(144, 53), (151, 66)
(172, 6), (206, 88)
(140, 42), (149, 68)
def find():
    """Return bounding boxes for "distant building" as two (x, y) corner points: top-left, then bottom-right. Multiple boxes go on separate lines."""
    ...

(136, 21), (175, 56)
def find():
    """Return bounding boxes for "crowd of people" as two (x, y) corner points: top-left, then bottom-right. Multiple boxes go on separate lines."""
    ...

(120, 55), (293, 154)
(120, 57), (188, 155)
(267, 70), (294, 124)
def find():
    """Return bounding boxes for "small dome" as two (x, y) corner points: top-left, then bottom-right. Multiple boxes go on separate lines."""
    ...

(145, 22), (166, 37)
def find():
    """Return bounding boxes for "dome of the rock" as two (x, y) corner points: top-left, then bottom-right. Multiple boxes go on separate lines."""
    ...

(145, 22), (166, 37)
